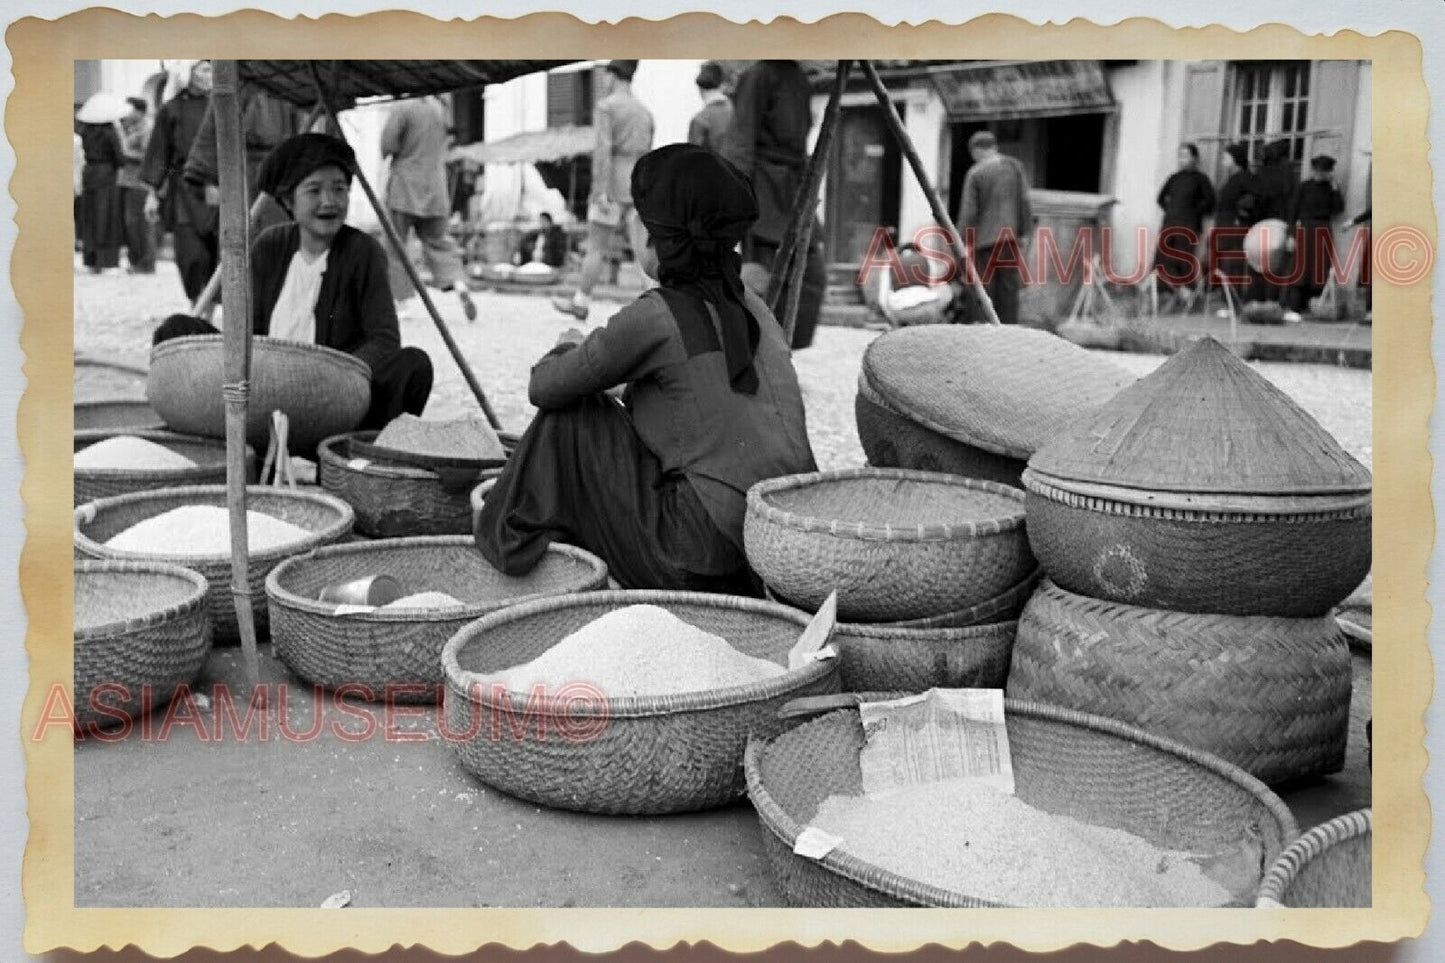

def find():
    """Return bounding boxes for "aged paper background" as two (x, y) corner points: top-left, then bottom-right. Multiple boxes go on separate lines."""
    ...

(11, 8), (1432, 957)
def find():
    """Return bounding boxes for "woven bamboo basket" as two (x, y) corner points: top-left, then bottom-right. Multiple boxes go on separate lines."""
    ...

(441, 590), (841, 815)
(1256, 809), (1371, 908)
(147, 335), (371, 451)
(317, 432), (512, 537)
(267, 536), (608, 700)
(74, 430), (257, 507)
(855, 376), (1027, 488)
(74, 560), (212, 731)
(75, 356), (148, 401)
(744, 468), (1034, 623)
(1007, 580), (1352, 785)
(767, 567), (1040, 630)
(74, 485), (355, 644)
(745, 696), (1299, 907)
(75, 398), (165, 433)
(833, 619), (1017, 693)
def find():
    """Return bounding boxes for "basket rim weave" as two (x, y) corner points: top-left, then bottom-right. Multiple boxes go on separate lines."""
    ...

(442, 589), (835, 719)
(1254, 808), (1371, 907)
(747, 467), (1026, 543)
(1029, 576), (1349, 627)
(265, 535), (608, 622)
(318, 432), (435, 481)
(1024, 467), (1372, 518)
(857, 372), (1026, 460)
(149, 333), (373, 380)
(744, 695), (1300, 908)
(74, 559), (210, 641)
(75, 354), (149, 377)
(767, 568), (1040, 629)
(73, 484), (356, 564)
(74, 429), (253, 481)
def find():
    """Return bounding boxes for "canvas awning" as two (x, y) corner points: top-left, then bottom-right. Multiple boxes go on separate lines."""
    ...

(237, 60), (568, 108)
(450, 125), (594, 167)
(928, 60), (1115, 121)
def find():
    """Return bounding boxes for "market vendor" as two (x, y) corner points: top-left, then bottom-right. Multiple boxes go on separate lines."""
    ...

(152, 133), (435, 431)
(475, 143), (817, 594)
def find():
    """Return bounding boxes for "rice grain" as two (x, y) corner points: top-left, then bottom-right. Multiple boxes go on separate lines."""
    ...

(105, 505), (311, 557)
(75, 435), (198, 471)
(380, 591), (465, 610)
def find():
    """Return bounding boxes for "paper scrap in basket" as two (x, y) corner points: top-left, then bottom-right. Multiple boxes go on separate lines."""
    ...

(858, 688), (1015, 797)
(793, 826), (844, 860)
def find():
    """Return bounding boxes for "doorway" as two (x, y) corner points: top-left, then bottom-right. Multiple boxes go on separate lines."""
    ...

(826, 103), (903, 266)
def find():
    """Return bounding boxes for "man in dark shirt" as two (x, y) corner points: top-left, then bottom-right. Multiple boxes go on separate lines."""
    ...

(517, 212), (567, 268)
(1283, 154), (1345, 319)
(956, 130), (1034, 324)
(139, 60), (215, 303)
(687, 61), (733, 152)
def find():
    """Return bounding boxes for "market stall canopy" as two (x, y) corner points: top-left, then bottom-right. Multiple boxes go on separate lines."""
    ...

(237, 60), (570, 108)
(450, 125), (594, 167)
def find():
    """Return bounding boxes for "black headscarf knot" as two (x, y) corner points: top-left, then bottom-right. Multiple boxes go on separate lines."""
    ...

(257, 133), (356, 214)
(632, 143), (763, 394)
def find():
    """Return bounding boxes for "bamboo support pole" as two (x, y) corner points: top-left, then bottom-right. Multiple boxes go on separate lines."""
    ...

(213, 60), (262, 692)
(859, 60), (1000, 326)
(307, 62), (503, 432)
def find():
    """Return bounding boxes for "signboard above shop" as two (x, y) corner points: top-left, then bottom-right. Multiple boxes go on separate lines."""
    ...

(929, 60), (1116, 120)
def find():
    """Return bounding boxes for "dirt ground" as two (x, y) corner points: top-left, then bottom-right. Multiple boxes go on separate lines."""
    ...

(71, 260), (1374, 908)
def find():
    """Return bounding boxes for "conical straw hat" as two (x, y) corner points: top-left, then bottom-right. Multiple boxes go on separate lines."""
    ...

(1028, 337), (1371, 496)
(861, 325), (1136, 460)
(76, 91), (129, 125)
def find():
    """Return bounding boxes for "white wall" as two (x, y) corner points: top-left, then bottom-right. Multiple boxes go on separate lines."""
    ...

(631, 60), (706, 148)
(97, 60), (165, 101)
(1104, 60), (1170, 275)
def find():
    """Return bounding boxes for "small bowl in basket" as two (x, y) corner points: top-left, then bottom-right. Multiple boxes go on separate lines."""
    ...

(267, 536), (608, 701)
(745, 695), (1299, 907)
(74, 560), (212, 732)
(744, 468), (1034, 623)
(440, 590), (841, 815)
(73, 429), (257, 507)
(1255, 809), (1371, 908)
(74, 485), (354, 644)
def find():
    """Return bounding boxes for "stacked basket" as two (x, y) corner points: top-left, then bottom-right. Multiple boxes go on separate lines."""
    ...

(1007, 337), (1368, 785)
(744, 467), (1039, 693)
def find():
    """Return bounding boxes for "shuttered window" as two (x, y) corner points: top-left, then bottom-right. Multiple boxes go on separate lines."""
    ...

(547, 71), (593, 128)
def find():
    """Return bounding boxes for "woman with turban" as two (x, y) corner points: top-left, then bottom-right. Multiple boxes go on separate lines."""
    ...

(476, 143), (817, 594)
(1209, 142), (1258, 290)
(152, 133), (434, 432)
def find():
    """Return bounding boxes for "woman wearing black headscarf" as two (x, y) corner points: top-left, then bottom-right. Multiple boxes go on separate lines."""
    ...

(475, 143), (817, 594)
(1209, 142), (1257, 289)
(152, 133), (434, 431)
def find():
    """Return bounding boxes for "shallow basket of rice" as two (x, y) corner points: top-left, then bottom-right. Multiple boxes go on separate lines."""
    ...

(1255, 809), (1371, 908)
(74, 560), (212, 731)
(767, 567), (1040, 631)
(74, 485), (354, 644)
(744, 468), (1034, 623)
(75, 356), (149, 401)
(440, 590), (842, 815)
(317, 429), (517, 537)
(75, 398), (166, 434)
(147, 335), (372, 452)
(1006, 580), (1352, 785)
(73, 430), (257, 507)
(267, 536), (608, 701)
(744, 695), (1299, 907)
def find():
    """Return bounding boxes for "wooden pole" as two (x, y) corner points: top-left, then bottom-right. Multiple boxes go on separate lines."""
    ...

(307, 63), (503, 431)
(859, 60), (1000, 326)
(213, 60), (262, 692)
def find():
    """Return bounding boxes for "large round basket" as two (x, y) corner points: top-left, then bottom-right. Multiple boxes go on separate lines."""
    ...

(74, 430), (257, 507)
(855, 377), (1026, 487)
(1255, 809), (1371, 908)
(745, 696), (1299, 907)
(267, 536), (608, 701)
(766, 567), (1039, 631)
(1007, 580), (1352, 785)
(441, 590), (842, 815)
(74, 485), (355, 644)
(75, 356), (148, 400)
(74, 560), (212, 731)
(744, 468), (1034, 623)
(75, 398), (165, 433)
(147, 335), (372, 452)
(317, 431), (512, 537)
(833, 619), (1016, 693)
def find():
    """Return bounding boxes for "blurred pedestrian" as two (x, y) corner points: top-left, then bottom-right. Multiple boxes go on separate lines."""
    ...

(1153, 143), (1215, 295)
(1350, 205), (1371, 319)
(687, 61), (733, 152)
(73, 131), (84, 252)
(117, 96), (156, 274)
(956, 129), (1034, 325)
(517, 212), (567, 268)
(553, 60), (654, 322)
(1210, 142), (1257, 290)
(719, 59), (826, 348)
(1282, 154), (1345, 320)
(381, 95), (476, 322)
(76, 93), (128, 275)
(1244, 137), (1298, 304)
(140, 60), (217, 302)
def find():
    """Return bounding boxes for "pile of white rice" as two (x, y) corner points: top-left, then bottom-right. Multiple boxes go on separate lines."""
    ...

(488, 604), (786, 698)
(375, 414), (505, 461)
(379, 591), (465, 610)
(75, 436), (198, 471)
(105, 505), (311, 556)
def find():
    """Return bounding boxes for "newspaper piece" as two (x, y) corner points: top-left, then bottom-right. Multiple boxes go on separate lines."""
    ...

(787, 591), (838, 671)
(858, 688), (1015, 796)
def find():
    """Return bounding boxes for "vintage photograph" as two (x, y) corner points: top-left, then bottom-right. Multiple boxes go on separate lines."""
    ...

(65, 54), (1373, 913)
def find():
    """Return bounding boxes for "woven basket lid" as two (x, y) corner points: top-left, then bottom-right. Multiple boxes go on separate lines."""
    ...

(861, 326), (1136, 460)
(1028, 337), (1372, 496)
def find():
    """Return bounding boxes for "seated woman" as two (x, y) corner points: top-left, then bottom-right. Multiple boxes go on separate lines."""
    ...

(153, 132), (434, 430)
(475, 143), (817, 595)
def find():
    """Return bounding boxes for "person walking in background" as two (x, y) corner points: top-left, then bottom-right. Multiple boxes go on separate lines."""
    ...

(1153, 143), (1216, 300)
(1210, 142), (1257, 294)
(1244, 137), (1298, 305)
(553, 60), (654, 323)
(687, 61), (733, 152)
(77, 110), (126, 275)
(1282, 154), (1345, 321)
(1350, 204), (1371, 320)
(719, 59), (827, 349)
(140, 60), (217, 302)
(956, 129), (1034, 325)
(381, 94), (477, 323)
(117, 96), (156, 274)
(517, 212), (567, 268)
(73, 131), (85, 252)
